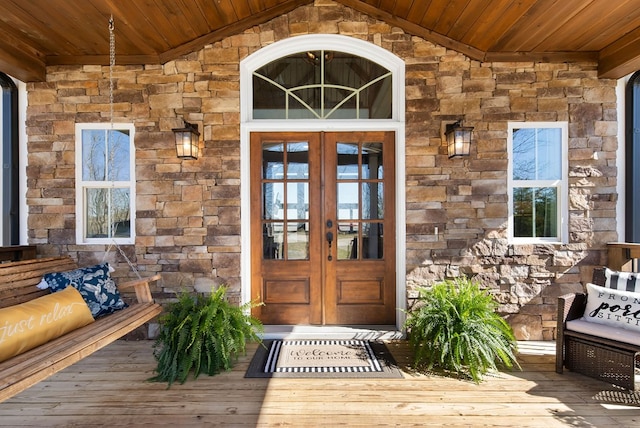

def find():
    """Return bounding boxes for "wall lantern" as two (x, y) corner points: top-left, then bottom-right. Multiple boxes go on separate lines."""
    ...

(173, 120), (200, 160)
(445, 121), (473, 158)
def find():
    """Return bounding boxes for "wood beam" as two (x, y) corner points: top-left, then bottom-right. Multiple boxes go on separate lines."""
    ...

(45, 55), (161, 67)
(599, 54), (640, 80)
(484, 51), (599, 64)
(158, 0), (314, 63)
(598, 27), (640, 79)
(0, 52), (45, 83)
(0, 25), (46, 82)
(336, 0), (486, 62)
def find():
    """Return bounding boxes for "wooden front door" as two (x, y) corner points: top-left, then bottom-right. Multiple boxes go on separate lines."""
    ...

(250, 132), (396, 325)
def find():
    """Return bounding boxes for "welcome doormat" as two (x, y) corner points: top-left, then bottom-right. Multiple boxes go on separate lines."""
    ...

(245, 339), (403, 378)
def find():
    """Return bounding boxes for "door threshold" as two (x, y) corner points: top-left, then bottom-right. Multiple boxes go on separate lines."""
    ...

(260, 325), (404, 340)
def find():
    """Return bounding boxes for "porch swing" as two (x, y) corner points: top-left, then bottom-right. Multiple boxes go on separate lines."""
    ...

(0, 16), (163, 403)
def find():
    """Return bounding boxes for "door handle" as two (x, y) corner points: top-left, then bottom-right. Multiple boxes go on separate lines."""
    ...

(326, 231), (334, 261)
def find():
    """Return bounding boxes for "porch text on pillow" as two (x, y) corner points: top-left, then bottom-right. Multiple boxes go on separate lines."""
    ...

(585, 282), (640, 332)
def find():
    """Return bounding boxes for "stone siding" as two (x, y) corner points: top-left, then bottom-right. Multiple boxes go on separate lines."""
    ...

(25, 0), (618, 339)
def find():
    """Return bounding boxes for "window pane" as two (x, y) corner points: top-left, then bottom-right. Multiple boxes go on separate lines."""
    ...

(108, 130), (130, 181)
(253, 75), (285, 119)
(512, 128), (561, 180)
(111, 188), (130, 237)
(286, 97), (318, 119)
(361, 76), (393, 119)
(324, 53), (392, 119)
(514, 187), (532, 237)
(86, 188), (109, 238)
(286, 142), (309, 179)
(85, 188), (130, 239)
(287, 222), (309, 260)
(292, 87), (322, 117)
(82, 130), (106, 181)
(513, 187), (557, 238)
(362, 143), (383, 179)
(263, 223), (283, 260)
(362, 182), (383, 220)
(324, 88), (357, 119)
(286, 182), (308, 220)
(535, 128), (562, 180)
(263, 182), (284, 220)
(262, 143), (284, 179)
(362, 223), (383, 259)
(337, 143), (359, 179)
(337, 222), (358, 260)
(337, 182), (359, 220)
(82, 129), (130, 182)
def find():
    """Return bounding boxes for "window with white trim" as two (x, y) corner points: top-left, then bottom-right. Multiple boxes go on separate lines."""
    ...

(252, 50), (392, 120)
(508, 122), (568, 244)
(76, 123), (135, 244)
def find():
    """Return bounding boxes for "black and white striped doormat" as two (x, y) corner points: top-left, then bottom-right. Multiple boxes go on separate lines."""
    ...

(245, 339), (402, 378)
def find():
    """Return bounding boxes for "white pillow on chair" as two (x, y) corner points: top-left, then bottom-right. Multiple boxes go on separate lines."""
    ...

(584, 282), (640, 333)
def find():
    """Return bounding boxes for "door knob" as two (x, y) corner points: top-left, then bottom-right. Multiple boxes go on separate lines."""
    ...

(326, 231), (334, 261)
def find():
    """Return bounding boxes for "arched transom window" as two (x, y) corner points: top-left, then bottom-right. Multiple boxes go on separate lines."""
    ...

(252, 50), (392, 120)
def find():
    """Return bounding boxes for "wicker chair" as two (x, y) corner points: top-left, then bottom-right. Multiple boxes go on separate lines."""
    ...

(556, 268), (639, 391)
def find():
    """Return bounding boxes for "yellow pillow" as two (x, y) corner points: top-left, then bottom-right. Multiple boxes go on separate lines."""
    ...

(0, 287), (95, 362)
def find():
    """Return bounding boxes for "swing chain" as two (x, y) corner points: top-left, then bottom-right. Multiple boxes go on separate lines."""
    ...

(109, 15), (115, 126)
(104, 240), (142, 280)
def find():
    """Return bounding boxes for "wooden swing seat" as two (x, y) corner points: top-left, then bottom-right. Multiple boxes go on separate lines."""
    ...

(0, 256), (162, 402)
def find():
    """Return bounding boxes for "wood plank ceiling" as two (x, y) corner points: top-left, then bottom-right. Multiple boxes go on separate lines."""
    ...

(0, 0), (639, 82)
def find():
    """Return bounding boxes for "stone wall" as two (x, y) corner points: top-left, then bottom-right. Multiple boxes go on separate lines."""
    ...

(24, 0), (618, 339)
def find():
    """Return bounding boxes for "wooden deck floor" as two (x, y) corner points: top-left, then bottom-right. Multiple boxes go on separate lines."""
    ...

(0, 340), (639, 427)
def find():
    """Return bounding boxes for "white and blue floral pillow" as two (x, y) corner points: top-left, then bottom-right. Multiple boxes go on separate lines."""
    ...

(40, 263), (127, 318)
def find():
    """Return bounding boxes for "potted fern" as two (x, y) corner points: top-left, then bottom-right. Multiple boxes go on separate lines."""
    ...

(404, 276), (520, 383)
(150, 286), (263, 387)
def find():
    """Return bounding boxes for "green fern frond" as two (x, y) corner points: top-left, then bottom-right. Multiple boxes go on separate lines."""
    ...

(405, 276), (521, 383)
(150, 286), (263, 387)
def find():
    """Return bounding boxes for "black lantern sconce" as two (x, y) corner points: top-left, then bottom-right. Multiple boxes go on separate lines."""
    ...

(173, 120), (200, 160)
(445, 121), (473, 158)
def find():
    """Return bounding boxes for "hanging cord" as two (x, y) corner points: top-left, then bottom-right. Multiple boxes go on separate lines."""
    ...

(102, 16), (141, 280)
(109, 15), (115, 127)
(103, 240), (142, 280)
(107, 15), (116, 242)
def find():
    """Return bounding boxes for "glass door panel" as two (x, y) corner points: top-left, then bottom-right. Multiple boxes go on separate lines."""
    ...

(261, 141), (310, 261)
(335, 140), (385, 261)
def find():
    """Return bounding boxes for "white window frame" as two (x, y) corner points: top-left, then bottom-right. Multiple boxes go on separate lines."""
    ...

(507, 122), (568, 244)
(75, 123), (135, 245)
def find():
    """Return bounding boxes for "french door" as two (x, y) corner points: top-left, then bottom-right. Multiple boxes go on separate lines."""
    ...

(250, 131), (395, 325)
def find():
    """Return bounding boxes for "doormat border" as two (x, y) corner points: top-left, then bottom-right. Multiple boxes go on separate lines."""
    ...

(245, 339), (403, 378)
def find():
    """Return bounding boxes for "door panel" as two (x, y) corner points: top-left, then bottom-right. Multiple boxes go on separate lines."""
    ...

(323, 132), (396, 325)
(250, 133), (322, 325)
(250, 131), (395, 325)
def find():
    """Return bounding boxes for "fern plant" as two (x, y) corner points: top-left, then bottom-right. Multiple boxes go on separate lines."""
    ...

(404, 277), (520, 383)
(149, 286), (263, 387)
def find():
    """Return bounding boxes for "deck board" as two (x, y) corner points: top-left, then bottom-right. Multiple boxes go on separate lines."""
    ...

(0, 340), (639, 427)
